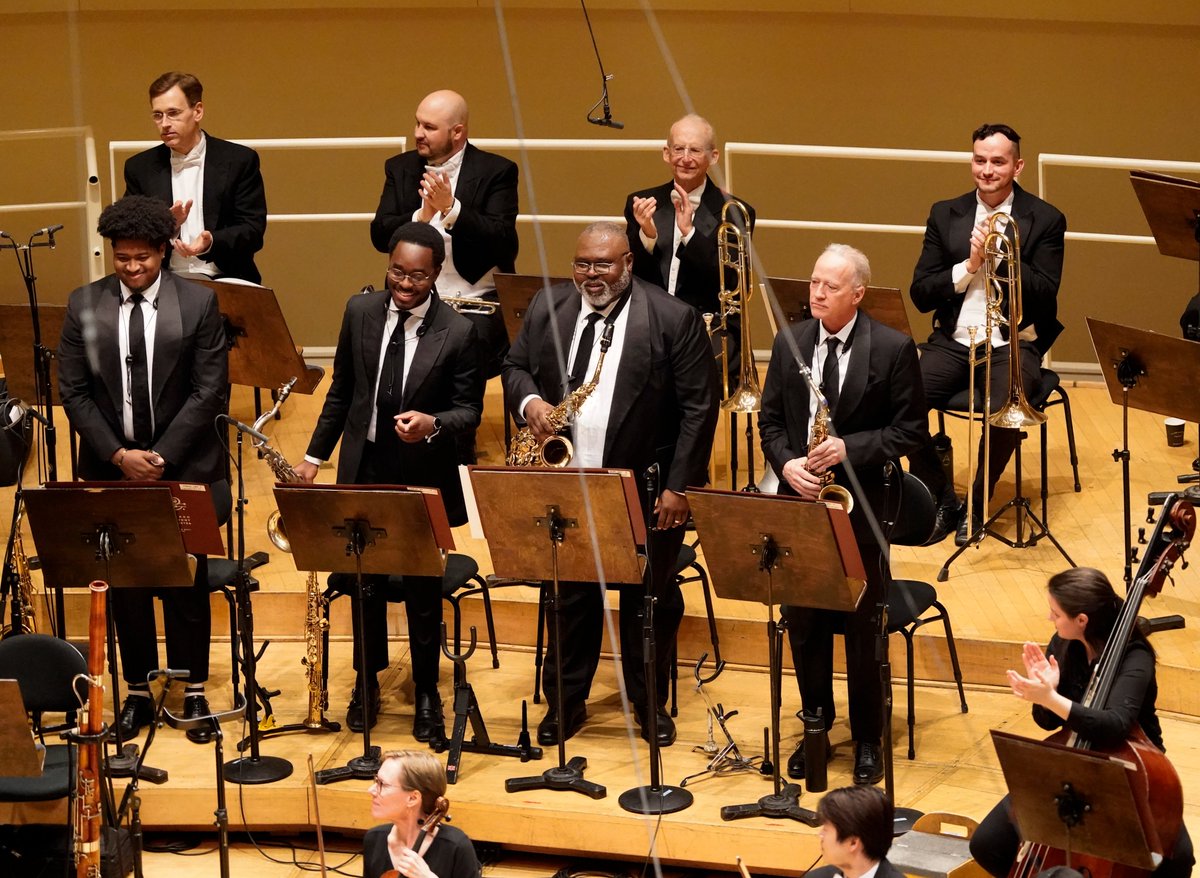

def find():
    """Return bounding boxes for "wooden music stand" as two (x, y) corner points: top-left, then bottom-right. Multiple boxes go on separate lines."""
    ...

(471, 466), (644, 801)
(274, 484), (448, 785)
(1130, 170), (1200, 263)
(688, 487), (864, 824)
(493, 272), (571, 345)
(992, 730), (1161, 870)
(0, 303), (66, 404)
(764, 277), (913, 338)
(0, 679), (45, 777)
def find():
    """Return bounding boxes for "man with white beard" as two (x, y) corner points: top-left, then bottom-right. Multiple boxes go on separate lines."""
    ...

(502, 221), (718, 747)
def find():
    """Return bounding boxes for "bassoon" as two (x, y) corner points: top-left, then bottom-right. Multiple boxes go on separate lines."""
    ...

(75, 580), (107, 878)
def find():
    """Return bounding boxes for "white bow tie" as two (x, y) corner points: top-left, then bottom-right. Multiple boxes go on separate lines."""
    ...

(171, 153), (202, 171)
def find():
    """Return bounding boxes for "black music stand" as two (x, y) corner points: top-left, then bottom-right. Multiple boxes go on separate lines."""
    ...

(688, 487), (865, 824)
(471, 466), (644, 801)
(1088, 319), (1200, 590)
(23, 485), (192, 782)
(274, 484), (448, 785)
(992, 730), (1162, 871)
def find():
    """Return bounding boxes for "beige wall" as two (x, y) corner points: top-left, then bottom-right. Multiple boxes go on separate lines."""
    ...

(2, 4), (1197, 366)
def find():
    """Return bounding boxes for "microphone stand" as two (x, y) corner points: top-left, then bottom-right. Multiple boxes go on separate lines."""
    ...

(1, 225), (66, 635)
(619, 464), (693, 814)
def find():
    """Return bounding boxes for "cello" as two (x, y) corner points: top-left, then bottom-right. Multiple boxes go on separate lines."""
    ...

(1009, 494), (1194, 878)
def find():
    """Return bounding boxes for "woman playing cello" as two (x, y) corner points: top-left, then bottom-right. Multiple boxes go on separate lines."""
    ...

(970, 567), (1194, 878)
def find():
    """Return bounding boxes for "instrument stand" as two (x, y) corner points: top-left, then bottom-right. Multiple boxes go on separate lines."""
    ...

(470, 467), (648, 802)
(688, 487), (869, 825)
(937, 424), (1074, 582)
(681, 701), (761, 788)
(434, 621), (543, 784)
(272, 483), (455, 785)
(223, 428), (293, 785)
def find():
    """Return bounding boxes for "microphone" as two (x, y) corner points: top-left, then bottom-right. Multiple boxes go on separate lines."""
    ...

(40, 223), (64, 246)
(587, 115), (624, 130)
(3, 398), (49, 428)
(219, 413), (269, 443)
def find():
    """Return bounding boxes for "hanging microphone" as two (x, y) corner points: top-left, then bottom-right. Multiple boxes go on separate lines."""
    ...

(581, 3), (624, 130)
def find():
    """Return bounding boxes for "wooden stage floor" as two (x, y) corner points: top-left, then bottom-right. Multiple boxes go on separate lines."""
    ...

(5, 376), (1200, 875)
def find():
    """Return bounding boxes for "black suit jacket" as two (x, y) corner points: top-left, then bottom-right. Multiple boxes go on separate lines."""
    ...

(502, 278), (718, 497)
(57, 271), (229, 484)
(123, 133), (268, 284)
(304, 290), (483, 526)
(910, 182), (1066, 355)
(806, 857), (905, 878)
(758, 311), (928, 540)
(623, 176), (755, 315)
(369, 143), (519, 283)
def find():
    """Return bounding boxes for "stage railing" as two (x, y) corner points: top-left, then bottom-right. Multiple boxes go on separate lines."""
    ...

(1, 126), (104, 281)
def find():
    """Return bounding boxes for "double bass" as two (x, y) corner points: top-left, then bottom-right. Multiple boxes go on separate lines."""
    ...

(1010, 494), (1194, 878)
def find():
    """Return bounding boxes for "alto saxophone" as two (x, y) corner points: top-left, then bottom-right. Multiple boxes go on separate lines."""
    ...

(1, 499), (37, 637)
(806, 399), (854, 512)
(252, 379), (332, 729)
(507, 321), (615, 467)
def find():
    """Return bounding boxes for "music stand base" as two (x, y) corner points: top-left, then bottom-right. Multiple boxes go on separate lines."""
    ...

(242, 718), (341, 751)
(505, 755), (606, 799)
(720, 784), (819, 824)
(314, 748), (382, 785)
(106, 744), (168, 784)
(223, 754), (293, 785)
(893, 806), (924, 835)
(618, 783), (693, 814)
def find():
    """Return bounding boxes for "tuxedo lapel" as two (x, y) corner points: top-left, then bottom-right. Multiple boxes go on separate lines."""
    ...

(652, 187), (675, 283)
(694, 178), (725, 240)
(834, 314), (871, 427)
(94, 278), (126, 419)
(360, 292), (387, 388)
(202, 134), (225, 229)
(452, 144), (481, 206)
(948, 193), (976, 261)
(604, 286), (648, 460)
(402, 298), (447, 408)
(539, 287), (579, 404)
(793, 319), (819, 438)
(151, 273), (184, 412)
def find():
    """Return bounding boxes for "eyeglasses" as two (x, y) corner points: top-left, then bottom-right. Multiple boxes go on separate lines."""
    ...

(387, 267), (432, 285)
(151, 108), (189, 123)
(370, 775), (403, 793)
(572, 260), (620, 274)
(668, 145), (710, 159)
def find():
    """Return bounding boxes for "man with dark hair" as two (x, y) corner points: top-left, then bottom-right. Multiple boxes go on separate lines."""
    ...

(293, 221), (484, 740)
(808, 786), (901, 878)
(502, 221), (718, 747)
(909, 123), (1067, 546)
(58, 194), (229, 743)
(124, 71), (268, 284)
(371, 90), (517, 394)
(759, 244), (928, 786)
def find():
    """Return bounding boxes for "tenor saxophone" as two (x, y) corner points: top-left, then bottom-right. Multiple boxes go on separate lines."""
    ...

(251, 379), (332, 728)
(507, 322), (615, 467)
(1, 499), (37, 637)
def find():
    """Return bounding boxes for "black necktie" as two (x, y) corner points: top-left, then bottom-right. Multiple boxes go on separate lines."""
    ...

(821, 336), (841, 413)
(376, 310), (411, 409)
(569, 312), (602, 392)
(128, 293), (152, 446)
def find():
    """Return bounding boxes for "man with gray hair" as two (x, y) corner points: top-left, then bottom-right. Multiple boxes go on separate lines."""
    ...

(502, 221), (718, 747)
(759, 244), (929, 785)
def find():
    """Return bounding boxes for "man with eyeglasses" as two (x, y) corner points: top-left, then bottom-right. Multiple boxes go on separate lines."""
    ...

(57, 195), (230, 744)
(371, 90), (518, 426)
(293, 222), (484, 740)
(123, 71), (267, 284)
(623, 114), (756, 372)
(502, 221), (718, 747)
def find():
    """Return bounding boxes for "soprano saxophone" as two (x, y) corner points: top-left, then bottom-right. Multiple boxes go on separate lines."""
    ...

(252, 379), (333, 729)
(507, 322), (615, 467)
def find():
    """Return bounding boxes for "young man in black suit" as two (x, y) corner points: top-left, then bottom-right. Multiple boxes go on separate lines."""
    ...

(908, 123), (1067, 545)
(370, 89), (518, 389)
(58, 195), (230, 743)
(293, 222), (484, 741)
(123, 71), (267, 284)
(502, 221), (718, 748)
(808, 786), (902, 878)
(758, 244), (929, 785)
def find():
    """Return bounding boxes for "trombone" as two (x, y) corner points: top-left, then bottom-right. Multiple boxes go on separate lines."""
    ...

(964, 212), (1047, 541)
(439, 294), (498, 315)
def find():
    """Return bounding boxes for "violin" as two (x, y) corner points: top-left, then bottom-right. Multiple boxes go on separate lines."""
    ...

(382, 796), (451, 878)
(1009, 495), (1194, 878)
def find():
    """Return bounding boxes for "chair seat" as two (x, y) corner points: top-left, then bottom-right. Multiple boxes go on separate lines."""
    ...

(327, 553), (481, 602)
(942, 368), (1060, 414)
(0, 744), (74, 802)
(887, 579), (938, 630)
(671, 543), (698, 579)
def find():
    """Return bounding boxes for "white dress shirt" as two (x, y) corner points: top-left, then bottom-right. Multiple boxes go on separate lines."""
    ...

(950, 190), (1015, 348)
(413, 145), (494, 299)
(639, 179), (706, 297)
(807, 313), (857, 446)
(169, 132), (216, 277)
(118, 273), (162, 442)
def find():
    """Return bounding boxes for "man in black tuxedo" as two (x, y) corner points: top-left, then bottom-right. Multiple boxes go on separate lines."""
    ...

(624, 114), (754, 388)
(123, 71), (267, 284)
(293, 222), (484, 740)
(908, 123), (1066, 545)
(807, 786), (903, 878)
(502, 221), (718, 747)
(370, 89), (518, 393)
(58, 195), (229, 743)
(758, 244), (928, 785)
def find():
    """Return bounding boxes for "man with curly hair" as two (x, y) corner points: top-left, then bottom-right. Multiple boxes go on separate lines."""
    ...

(58, 194), (229, 744)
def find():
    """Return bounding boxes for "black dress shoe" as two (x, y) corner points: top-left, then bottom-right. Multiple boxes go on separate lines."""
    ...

(853, 741), (884, 785)
(923, 498), (962, 546)
(412, 692), (444, 743)
(635, 709), (677, 748)
(786, 732), (831, 780)
(183, 694), (216, 745)
(537, 702), (587, 745)
(117, 695), (154, 740)
(346, 683), (381, 733)
(955, 510), (981, 547)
